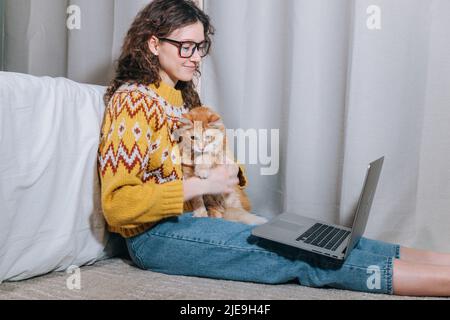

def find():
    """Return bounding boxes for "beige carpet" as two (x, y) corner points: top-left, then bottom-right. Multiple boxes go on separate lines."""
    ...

(0, 258), (444, 300)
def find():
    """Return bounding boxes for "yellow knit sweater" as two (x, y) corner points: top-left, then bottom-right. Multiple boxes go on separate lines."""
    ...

(97, 82), (247, 238)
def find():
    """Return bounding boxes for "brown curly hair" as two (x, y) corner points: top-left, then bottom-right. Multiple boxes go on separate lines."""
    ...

(104, 0), (214, 109)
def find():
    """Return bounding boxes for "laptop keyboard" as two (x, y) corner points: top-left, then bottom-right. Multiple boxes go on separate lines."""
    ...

(296, 223), (350, 251)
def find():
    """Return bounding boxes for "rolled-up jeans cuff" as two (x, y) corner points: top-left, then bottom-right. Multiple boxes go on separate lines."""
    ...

(395, 245), (401, 259)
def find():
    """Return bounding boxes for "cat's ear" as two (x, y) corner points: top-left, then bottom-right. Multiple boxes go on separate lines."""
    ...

(208, 113), (221, 123)
(208, 113), (224, 130)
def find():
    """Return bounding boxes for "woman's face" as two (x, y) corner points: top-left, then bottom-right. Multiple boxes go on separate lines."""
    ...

(149, 21), (205, 87)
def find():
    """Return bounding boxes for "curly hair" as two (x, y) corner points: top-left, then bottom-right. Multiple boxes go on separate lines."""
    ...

(104, 0), (215, 109)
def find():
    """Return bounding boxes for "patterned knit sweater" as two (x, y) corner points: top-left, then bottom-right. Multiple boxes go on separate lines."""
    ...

(97, 81), (247, 238)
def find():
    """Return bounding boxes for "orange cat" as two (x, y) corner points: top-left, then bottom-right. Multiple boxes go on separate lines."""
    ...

(175, 106), (267, 225)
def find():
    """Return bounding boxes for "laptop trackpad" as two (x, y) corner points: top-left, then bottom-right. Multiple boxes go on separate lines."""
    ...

(271, 220), (304, 232)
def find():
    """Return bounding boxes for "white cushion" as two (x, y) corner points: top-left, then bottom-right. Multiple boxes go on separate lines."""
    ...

(0, 72), (117, 282)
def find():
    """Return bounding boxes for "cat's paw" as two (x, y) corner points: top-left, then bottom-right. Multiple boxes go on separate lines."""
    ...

(250, 216), (268, 225)
(193, 208), (209, 218)
(208, 208), (224, 218)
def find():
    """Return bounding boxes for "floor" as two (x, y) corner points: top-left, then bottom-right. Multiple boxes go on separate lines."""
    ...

(0, 258), (443, 300)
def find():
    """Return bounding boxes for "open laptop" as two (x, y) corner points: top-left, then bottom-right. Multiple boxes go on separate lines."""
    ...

(251, 157), (384, 261)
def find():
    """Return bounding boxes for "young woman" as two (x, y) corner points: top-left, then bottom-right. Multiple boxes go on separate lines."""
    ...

(98, 0), (450, 297)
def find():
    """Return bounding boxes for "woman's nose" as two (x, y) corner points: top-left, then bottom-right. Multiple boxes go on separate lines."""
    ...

(190, 49), (202, 63)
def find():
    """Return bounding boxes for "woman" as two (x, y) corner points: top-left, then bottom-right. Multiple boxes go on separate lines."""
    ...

(98, 0), (450, 297)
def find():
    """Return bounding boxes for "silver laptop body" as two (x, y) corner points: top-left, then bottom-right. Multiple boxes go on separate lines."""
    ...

(251, 157), (384, 261)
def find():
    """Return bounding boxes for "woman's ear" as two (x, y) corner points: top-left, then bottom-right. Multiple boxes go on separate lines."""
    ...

(148, 36), (160, 56)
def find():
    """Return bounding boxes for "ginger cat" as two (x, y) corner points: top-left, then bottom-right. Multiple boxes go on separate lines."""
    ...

(175, 106), (267, 225)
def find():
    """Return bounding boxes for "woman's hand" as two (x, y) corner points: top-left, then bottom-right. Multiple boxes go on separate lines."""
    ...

(204, 165), (240, 195)
(183, 177), (204, 201)
(183, 165), (240, 201)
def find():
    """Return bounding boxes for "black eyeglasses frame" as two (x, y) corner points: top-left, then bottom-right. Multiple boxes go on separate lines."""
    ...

(158, 38), (210, 58)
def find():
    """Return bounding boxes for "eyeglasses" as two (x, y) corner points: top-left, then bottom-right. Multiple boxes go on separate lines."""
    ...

(158, 38), (210, 58)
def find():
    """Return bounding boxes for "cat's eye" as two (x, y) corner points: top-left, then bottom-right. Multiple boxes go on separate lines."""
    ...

(178, 137), (183, 143)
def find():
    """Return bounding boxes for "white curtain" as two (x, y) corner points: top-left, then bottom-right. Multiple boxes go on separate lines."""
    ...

(3, 0), (450, 252)
(0, 0), (4, 69)
(201, 0), (450, 252)
(3, 0), (151, 84)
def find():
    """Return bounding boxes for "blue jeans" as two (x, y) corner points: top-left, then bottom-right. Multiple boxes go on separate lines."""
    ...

(126, 213), (400, 294)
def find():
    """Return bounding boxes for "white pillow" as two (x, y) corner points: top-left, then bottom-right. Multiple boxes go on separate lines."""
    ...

(0, 72), (119, 282)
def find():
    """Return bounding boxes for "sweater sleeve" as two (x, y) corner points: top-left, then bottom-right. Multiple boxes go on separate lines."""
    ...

(98, 90), (184, 229)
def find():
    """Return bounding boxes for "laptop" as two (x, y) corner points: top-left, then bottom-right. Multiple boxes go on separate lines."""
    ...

(251, 157), (384, 260)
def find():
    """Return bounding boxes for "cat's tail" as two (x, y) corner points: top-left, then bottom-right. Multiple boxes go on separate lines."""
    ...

(223, 208), (268, 225)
